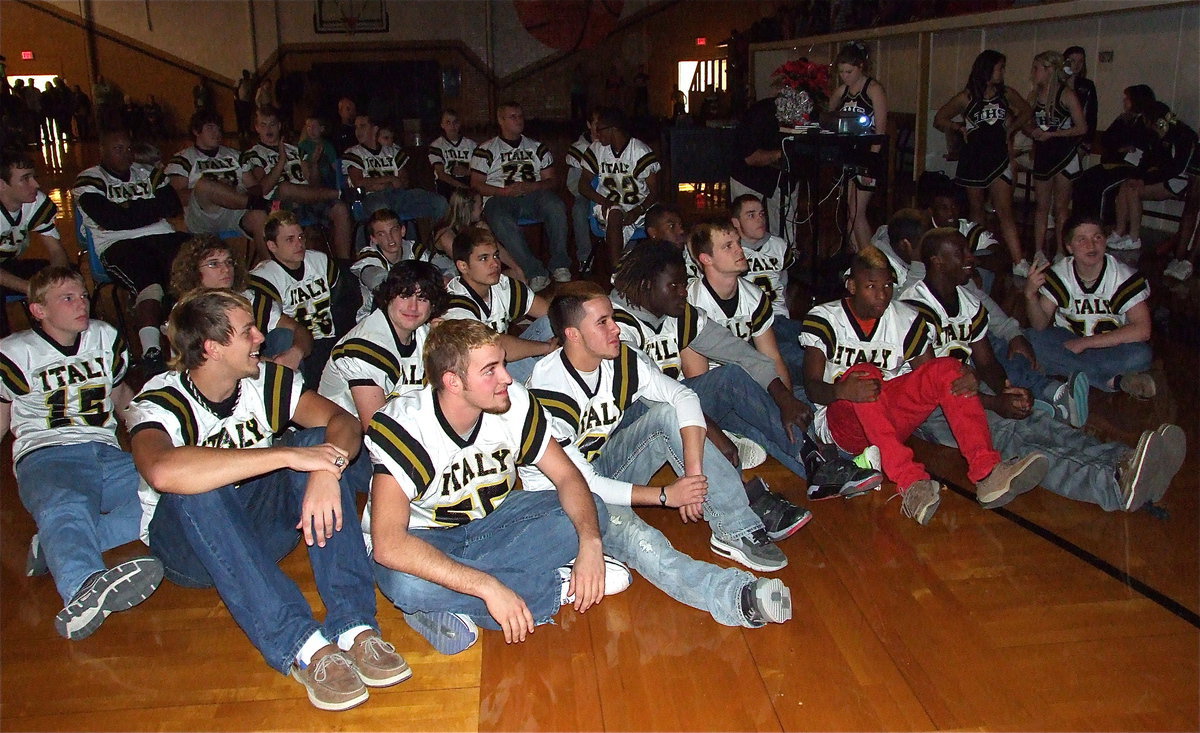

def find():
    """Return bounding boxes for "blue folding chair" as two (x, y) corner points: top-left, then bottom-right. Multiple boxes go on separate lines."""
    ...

(1, 293), (30, 336)
(73, 203), (131, 335)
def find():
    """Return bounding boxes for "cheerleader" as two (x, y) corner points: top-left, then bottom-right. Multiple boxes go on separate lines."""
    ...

(935, 50), (1033, 275)
(828, 41), (888, 252)
(1026, 50), (1088, 259)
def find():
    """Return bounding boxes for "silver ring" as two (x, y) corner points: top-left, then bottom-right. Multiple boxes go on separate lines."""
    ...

(334, 456), (346, 468)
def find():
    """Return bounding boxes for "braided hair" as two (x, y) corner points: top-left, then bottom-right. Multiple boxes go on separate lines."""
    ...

(612, 239), (685, 308)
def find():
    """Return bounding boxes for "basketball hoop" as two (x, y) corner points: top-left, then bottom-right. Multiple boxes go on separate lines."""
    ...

(339, 0), (360, 35)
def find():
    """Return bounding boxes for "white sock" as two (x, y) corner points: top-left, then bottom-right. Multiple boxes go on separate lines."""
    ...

(337, 624), (373, 651)
(138, 326), (161, 355)
(295, 630), (331, 667)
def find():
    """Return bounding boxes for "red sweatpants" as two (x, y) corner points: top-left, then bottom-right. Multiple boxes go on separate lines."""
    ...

(826, 357), (1001, 490)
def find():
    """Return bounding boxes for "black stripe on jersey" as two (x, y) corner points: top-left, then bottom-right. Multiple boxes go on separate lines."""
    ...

(1109, 274), (1149, 314)
(968, 305), (989, 342)
(355, 250), (388, 270)
(1062, 315), (1089, 337)
(749, 290), (773, 335)
(902, 317), (929, 363)
(904, 299), (941, 334)
(782, 246), (797, 270)
(29, 197), (58, 231)
(964, 223), (985, 251)
(247, 275), (283, 304)
(800, 313), (835, 355)
(150, 166), (167, 189)
(1042, 269), (1070, 308)
(325, 256), (340, 287)
(73, 174), (106, 192)
(508, 278), (532, 324)
(249, 291), (274, 334)
(518, 393), (549, 464)
(612, 309), (645, 346)
(631, 152), (659, 179)
(111, 333), (129, 386)
(530, 388), (581, 431)
(139, 388), (199, 446)
(472, 148), (494, 165)
(678, 304), (700, 350)
(0, 352), (30, 396)
(565, 145), (585, 165)
(580, 147), (600, 174)
(333, 339), (401, 382)
(167, 154), (192, 173)
(342, 151), (366, 170)
(367, 411), (436, 490)
(446, 295), (482, 319)
(428, 147), (445, 163)
(262, 362), (296, 433)
(612, 344), (640, 411)
(534, 143), (549, 161)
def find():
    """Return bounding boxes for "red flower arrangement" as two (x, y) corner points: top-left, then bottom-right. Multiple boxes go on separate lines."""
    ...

(771, 59), (831, 102)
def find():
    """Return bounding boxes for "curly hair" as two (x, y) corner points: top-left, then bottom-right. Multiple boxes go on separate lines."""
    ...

(169, 235), (248, 298)
(612, 239), (685, 308)
(373, 259), (449, 317)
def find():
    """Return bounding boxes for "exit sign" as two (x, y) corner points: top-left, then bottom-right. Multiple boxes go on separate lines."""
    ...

(21, 51), (34, 60)
(696, 37), (707, 46)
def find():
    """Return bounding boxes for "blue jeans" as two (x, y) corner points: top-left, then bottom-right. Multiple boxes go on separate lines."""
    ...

(483, 190), (571, 279)
(1024, 326), (1152, 391)
(363, 188), (448, 223)
(772, 316), (805, 387)
(915, 408), (1127, 510)
(596, 401), (765, 543)
(683, 366), (808, 479)
(571, 193), (593, 265)
(989, 333), (1058, 401)
(506, 316), (553, 385)
(373, 490), (603, 629)
(15, 442), (144, 604)
(147, 428), (378, 674)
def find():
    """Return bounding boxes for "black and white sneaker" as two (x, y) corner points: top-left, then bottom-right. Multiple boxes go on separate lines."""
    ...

(54, 556), (164, 640)
(806, 454), (884, 501)
(744, 477), (811, 541)
(741, 578), (793, 626)
(139, 347), (167, 378)
(26, 534), (48, 577)
(558, 554), (633, 604)
(710, 529), (787, 572)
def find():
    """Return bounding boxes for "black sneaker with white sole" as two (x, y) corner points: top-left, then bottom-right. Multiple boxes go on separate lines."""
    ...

(806, 457), (884, 501)
(744, 478), (812, 541)
(741, 578), (793, 627)
(710, 528), (787, 572)
(54, 556), (164, 640)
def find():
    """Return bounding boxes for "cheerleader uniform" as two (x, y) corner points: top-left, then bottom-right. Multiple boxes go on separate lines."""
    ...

(839, 78), (881, 190)
(1032, 85), (1082, 180)
(955, 92), (1012, 188)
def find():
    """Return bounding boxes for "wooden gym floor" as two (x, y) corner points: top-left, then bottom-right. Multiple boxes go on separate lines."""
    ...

(1, 138), (1196, 731)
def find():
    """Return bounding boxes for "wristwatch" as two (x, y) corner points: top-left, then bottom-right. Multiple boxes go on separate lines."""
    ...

(659, 486), (668, 506)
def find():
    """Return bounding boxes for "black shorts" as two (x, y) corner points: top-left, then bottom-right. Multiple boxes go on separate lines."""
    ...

(1, 258), (49, 297)
(100, 232), (191, 293)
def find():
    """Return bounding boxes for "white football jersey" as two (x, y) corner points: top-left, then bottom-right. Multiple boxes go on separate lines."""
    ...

(565, 133), (591, 192)
(800, 299), (929, 443)
(165, 145), (243, 190)
(687, 276), (774, 344)
(1039, 254), (1149, 337)
(610, 292), (705, 381)
(72, 163), (177, 253)
(349, 241), (427, 323)
(318, 310), (428, 417)
(248, 250), (340, 340)
(0, 321), (129, 462)
(364, 383), (550, 532)
(741, 234), (794, 318)
(1, 191), (59, 265)
(443, 275), (533, 335)
(240, 142), (309, 198)
(470, 136), (553, 202)
(127, 361), (303, 538)
(580, 137), (660, 214)
(342, 143), (409, 179)
(899, 279), (989, 363)
(523, 344), (705, 468)
(427, 136), (477, 173)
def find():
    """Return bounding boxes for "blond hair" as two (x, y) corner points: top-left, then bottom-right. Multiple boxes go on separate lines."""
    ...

(424, 319), (501, 391)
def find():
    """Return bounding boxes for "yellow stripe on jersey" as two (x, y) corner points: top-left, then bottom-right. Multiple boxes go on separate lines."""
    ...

(631, 152), (659, 179)
(0, 352), (30, 395)
(73, 174), (106, 191)
(446, 295), (482, 319)
(247, 275), (283, 304)
(612, 344), (640, 411)
(678, 304), (700, 350)
(530, 388), (581, 430)
(167, 154), (191, 173)
(250, 291), (274, 333)
(150, 166), (166, 188)
(968, 305), (989, 342)
(333, 339), (402, 382)
(902, 317), (929, 363)
(368, 412), (436, 491)
(29, 197), (58, 230)
(749, 291), (772, 335)
(1110, 274), (1149, 314)
(534, 143), (549, 160)
(111, 333), (129, 385)
(139, 388), (199, 446)
(472, 148), (494, 165)
(326, 257), (339, 287)
(904, 299), (941, 335)
(1042, 269), (1070, 308)
(508, 278), (532, 324)
(262, 362), (295, 433)
(612, 309), (644, 346)
(800, 314), (835, 355)
(518, 394), (549, 464)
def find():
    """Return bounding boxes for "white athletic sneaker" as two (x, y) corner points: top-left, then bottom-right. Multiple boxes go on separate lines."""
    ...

(558, 554), (633, 604)
(551, 267), (573, 283)
(723, 430), (767, 470)
(1012, 259), (1032, 278)
(1108, 235), (1141, 251)
(528, 275), (551, 292)
(1106, 232), (1126, 247)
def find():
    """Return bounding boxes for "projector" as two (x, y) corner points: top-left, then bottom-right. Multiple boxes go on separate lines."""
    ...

(836, 112), (872, 135)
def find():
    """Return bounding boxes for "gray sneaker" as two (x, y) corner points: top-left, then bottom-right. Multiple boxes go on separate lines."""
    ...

(974, 454), (1048, 505)
(710, 529), (787, 572)
(900, 479), (942, 525)
(1119, 424), (1187, 510)
(54, 556), (163, 640)
(741, 578), (793, 627)
(403, 610), (479, 655)
(1119, 371), (1157, 399)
